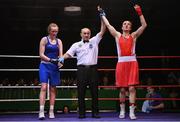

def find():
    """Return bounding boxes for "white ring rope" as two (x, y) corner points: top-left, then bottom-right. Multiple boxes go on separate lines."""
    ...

(0, 86), (79, 89)
(0, 98), (82, 102)
(0, 69), (77, 71)
(0, 55), (40, 58)
(0, 86), (41, 88)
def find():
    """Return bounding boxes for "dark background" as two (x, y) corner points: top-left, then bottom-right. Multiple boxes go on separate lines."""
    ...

(0, 0), (180, 55)
(0, 0), (180, 83)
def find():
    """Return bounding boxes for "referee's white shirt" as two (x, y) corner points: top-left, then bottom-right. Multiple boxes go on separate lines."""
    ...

(66, 33), (102, 66)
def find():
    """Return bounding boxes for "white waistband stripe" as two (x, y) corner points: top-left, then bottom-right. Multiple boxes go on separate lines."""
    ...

(118, 56), (136, 62)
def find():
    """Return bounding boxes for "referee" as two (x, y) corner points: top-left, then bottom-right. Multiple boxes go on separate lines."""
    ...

(60, 18), (106, 118)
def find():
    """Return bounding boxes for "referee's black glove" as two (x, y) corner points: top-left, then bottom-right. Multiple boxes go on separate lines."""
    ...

(98, 6), (106, 17)
(49, 58), (58, 64)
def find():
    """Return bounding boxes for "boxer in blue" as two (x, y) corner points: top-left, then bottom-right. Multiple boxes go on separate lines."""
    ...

(38, 23), (63, 120)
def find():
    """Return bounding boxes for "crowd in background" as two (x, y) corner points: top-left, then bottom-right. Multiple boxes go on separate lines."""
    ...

(0, 71), (180, 110)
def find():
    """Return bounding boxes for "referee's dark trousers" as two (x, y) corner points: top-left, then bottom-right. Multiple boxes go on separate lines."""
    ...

(77, 65), (98, 116)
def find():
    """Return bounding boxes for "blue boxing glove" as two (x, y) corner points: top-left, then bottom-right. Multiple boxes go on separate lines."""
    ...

(58, 57), (64, 64)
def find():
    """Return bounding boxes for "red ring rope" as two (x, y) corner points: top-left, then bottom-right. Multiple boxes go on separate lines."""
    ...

(98, 85), (180, 88)
(98, 56), (180, 59)
(98, 98), (180, 101)
(98, 68), (180, 71)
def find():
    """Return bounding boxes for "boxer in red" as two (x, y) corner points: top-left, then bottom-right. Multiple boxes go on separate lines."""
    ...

(99, 3), (147, 119)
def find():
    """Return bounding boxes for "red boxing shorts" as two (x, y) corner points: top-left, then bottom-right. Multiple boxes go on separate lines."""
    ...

(116, 61), (139, 87)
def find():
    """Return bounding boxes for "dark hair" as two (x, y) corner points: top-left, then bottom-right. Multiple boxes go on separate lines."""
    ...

(63, 105), (70, 113)
(147, 87), (159, 93)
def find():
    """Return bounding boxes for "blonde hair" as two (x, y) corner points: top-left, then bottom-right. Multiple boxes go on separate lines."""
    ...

(47, 23), (59, 34)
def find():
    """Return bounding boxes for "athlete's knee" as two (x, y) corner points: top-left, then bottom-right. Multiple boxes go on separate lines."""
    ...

(50, 87), (56, 93)
(120, 88), (126, 98)
(41, 84), (47, 92)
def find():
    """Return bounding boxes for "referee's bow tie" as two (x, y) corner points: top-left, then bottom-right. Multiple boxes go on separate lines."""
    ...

(83, 40), (89, 43)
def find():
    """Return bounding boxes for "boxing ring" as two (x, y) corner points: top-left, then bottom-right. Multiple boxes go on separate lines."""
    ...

(0, 55), (180, 121)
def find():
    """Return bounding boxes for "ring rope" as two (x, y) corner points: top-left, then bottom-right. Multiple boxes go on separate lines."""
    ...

(0, 98), (180, 102)
(0, 55), (40, 58)
(99, 85), (180, 88)
(139, 68), (180, 71)
(98, 98), (180, 101)
(0, 86), (77, 88)
(0, 85), (179, 89)
(99, 68), (180, 71)
(0, 98), (79, 102)
(0, 69), (77, 71)
(1, 55), (180, 59)
(1, 68), (180, 72)
(99, 56), (180, 59)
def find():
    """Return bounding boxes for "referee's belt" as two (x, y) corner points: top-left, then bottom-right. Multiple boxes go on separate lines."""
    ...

(78, 64), (97, 68)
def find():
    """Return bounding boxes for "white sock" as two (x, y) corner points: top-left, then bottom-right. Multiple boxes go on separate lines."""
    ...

(49, 105), (54, 113)
(119, 103), (125, 118)
(40, 105), (44, 112)
(120, 103), (125, 113)
(129, 105), (136, 118)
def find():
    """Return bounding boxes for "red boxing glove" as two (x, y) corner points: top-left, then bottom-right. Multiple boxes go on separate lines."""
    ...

(135, 6), (142, 16)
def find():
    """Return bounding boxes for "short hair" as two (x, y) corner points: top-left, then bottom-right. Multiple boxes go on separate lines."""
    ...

(47, 23), (59, 34)
(80, 28), (91, 34)
(122, 20), (132, 26)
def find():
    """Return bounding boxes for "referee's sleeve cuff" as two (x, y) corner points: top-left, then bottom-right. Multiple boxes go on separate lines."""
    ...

(66, 52), (74, 58)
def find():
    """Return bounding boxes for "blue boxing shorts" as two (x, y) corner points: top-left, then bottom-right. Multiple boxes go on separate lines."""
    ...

(39, 62), (60, 86)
